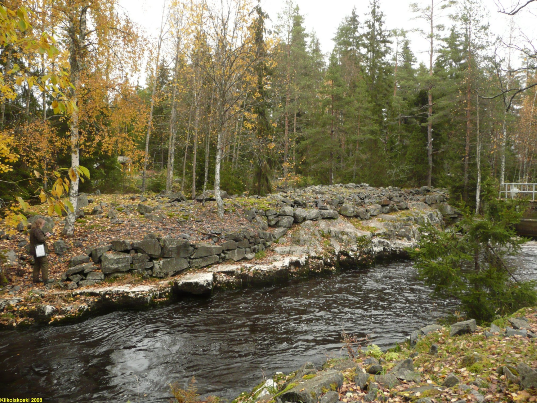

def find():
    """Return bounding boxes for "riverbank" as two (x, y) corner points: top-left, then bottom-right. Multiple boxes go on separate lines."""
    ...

(229, 308), (537, 403)
(0, 184), (454, 328)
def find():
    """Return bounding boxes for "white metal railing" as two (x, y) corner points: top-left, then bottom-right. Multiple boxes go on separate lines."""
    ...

(499, 183), (537, 201)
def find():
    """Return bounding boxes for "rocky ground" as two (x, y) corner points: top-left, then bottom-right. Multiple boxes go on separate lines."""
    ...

(0, 184), (453, 328)
(231, 309), (537, 403)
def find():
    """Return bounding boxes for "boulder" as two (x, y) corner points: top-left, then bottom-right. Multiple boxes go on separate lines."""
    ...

(306, 209), (321, 221)
(132, 253), (151, 271)
(356, 207), (370, 220)
(375, 374), (400, 388)
(390, 358), (421, 382)
(279, 206), (294, 216)
(69, 255), (90, 267)
(450, 319), (477, 336)
(294, 208), (308, 223)
(0, 249), (18, 267)
(78, 280), (101, 287)
(101, 252), (132, 274)
(420, 324), (443, 335)
(111, 240), (133, 252)
(77, 193), (89, 209)
(192, 243), (223, 259)
(65, 263), (94, 277)
(277, 216), (295, 228)
(339, 204), (355, 217)
(443, 373), (460, 387)
(280, 370), (344, 403)
(168, 192), (187, 203)
(88, 244), (111, 263)
(461, 353), (482, 367)
(320, 391), (339, 403)
(226, 248), (245, 262)
(509, 317), (529, 330)
(354, 370), (368, 390)
(368, 204), (381, 216)
(273, 227), (288, 240)
(518, 363), (537, 390)
(91, 205), (103, 215)
(69, 274), (83, 283)
(173, 272), (214, 295)
(367, 364), (383, 374)
(152, 258), (189, 277)
(160, 238), (194, 258)
(221, 240), (237, 251)
(53, 240), (69, 256)
(319, 210), (339, 219)
(506, 327), (527, 337)
(133, 239), (161, 258)
(137, 203), (155, 215)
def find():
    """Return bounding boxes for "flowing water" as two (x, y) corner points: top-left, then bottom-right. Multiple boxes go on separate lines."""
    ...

(2, 242), (536, 403)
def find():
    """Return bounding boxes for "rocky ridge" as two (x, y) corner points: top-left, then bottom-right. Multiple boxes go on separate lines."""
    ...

(0, 185), (454, 327)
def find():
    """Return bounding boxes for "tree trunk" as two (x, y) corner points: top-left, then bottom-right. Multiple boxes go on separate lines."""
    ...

(191, 95), (199, 199)
(463, 26), (472, 202)
(427, 0), (434, 187)
(215, 123), (224, 218)
(141, 5), (165, 194)
(166, 40), (181, 194)
(63, 6), (88, 237)
(475, 93), (481, 214)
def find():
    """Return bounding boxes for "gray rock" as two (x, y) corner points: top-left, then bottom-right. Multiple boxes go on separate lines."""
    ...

(254, 216), (268, 230)
(69, 274), (83, 283)
(132, 253), (150, 271)
(273, 227), (288, 240)
(91, 205), (103, 215)
(77, 193), (89, 209)
(368, 204), (381, 216)
(69, 255), (90, 267)
(41, 305), (57, 317)
(503, 366), (520, 384)
(416, 399), (433, 403)
(420, 324), (443, 335)
(277, 216), (295, 228)
(101, 252), (132, 274)
(279, 206), (294, 216)
(367, 364), (383, 374)
(305, 209), (321, 221)
(509, 317), (529, 330)
(173, 272), (214, 295)
(294, 362), (317, 380)
(111, 240), (133, 252)
(491, 323), (501, 333)
(221, 240), (237, 251)
(145, 212), (165, 222)
(519, 363), (537, 390)
(226, 248), (245, 262)
(391, 358), (421, 382)
(153, 258), (189, 277)
(67, 281), (78, 290)
(133, 239), (161, 258)
(86, 271), (104, 281)
(409, 330), (419, 347)
(320, 210), (339, 219)
(192, 244), (223, 259)
(450, 319), (477, 336)
(356, 207), (370, 220)
(506, 327), (527, 337)
(245, 252), (255, 260)
(339, 204), (355, 217)
(429, 344), (438, 355)
(443, 373), (460, 387)
(168, 192), (187, 203)
(320, 391), (339, 403)
(294, 208), (308, 223)
(160, 238), (194, 258)
(64, 263), (94, 277)
(53, 240), (69, 256)
(190, 255), (219, 269)
(280, 370), (343, 403)
(375, 373), (400, 388)
(354, 371), (369, 390)
(137, 203), (155, 215)
(88, 244), (111, 263)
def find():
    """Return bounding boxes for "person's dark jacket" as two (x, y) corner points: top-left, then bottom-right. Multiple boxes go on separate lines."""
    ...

(29, 227), (47, 258)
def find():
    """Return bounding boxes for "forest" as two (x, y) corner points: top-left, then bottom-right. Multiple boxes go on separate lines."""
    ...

(1, 0), (536, 223)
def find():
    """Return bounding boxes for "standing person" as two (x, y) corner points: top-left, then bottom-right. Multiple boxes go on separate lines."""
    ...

(29, 218), (50, 284)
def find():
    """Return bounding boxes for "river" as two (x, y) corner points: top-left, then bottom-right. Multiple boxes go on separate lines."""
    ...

(1, 241), (536, 403)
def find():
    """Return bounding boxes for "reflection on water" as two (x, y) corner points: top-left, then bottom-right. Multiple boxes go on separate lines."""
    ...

(1, 244), (536, 403)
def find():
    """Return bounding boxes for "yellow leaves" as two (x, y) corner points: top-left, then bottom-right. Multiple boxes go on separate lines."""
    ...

(68, 167), (78, 183)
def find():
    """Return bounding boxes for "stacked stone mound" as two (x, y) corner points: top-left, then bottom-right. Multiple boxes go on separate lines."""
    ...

(61, 230), (276, 288)
(246, 184), (453, 229)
